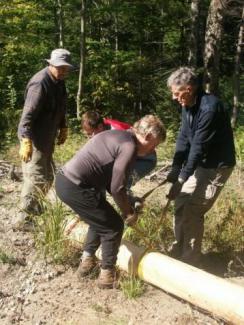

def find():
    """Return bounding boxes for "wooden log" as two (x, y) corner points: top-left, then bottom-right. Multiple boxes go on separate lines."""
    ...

(96, 239), (145, 275)
(138, 252), (244, 325)
(65, 219), (244, 324)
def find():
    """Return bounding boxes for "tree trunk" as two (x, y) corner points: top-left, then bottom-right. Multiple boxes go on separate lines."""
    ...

(204, 0), (226, 95)
(76, 0), (86, 120)
(56, 0), (64, 47)
(188, 0), (201, 67)
(232, 6), (244, 127)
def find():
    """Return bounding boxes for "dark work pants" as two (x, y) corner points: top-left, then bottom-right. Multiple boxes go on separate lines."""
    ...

(55, 173), (124, 269)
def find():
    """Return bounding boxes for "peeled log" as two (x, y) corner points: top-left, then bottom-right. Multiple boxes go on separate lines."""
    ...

(65, 219), (244, 324)
(138, 252), (244, 325)
(65, 218), (145, 275)
(96, 239), (145, 275)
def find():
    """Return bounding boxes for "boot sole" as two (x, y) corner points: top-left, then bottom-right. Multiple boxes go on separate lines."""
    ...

(77, 265), (99, 280)
(97, 282), (114, 289)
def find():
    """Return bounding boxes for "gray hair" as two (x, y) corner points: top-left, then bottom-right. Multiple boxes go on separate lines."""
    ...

(133, 115), (166, 142)
(167, 67), (198, 88)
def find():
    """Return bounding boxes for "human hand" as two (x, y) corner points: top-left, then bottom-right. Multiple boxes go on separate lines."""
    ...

(166, 180), (184, 200)
(129, 196), (144, 213)
(124, 212), (139, 227)
(166, 166), (181, 183)
(19, 138), (33, 162)
(57, 128), (68, 145)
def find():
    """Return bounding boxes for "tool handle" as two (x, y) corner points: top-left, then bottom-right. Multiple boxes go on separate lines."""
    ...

(141, 178), (167, 201)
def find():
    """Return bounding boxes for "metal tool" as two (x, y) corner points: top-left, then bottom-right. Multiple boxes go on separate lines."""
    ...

(140, 178), (168, 201)
(130, 179), (170, 249)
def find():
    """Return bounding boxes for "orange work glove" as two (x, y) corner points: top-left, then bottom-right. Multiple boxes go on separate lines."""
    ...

(57, 128), (68, 145)
(19, 138), (33, 162)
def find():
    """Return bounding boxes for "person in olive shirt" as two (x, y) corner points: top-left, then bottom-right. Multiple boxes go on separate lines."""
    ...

(14, 49), (74, 230)
(55, 115), (166, 289)
(166, 67), (236, 266)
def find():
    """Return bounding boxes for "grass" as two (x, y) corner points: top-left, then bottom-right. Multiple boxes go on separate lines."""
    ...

(123, 202), (174, 252)
(34, 193), (80, 265)
(234, 125), (244, 163)
(53, 131), (86, 165)
(1, 124), (243, 274)
(204, 167), (244, 255)
(120, 274), (145, 299)
(0, 248), (15, 264)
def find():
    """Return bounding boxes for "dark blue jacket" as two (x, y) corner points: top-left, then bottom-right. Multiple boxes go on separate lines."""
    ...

(173, 92), (236, 182)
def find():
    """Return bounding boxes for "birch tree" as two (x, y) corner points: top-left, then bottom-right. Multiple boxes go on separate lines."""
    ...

(54, 0), (64, 47)
(76, 0), (86, 119)
(188, 0), (201, 67)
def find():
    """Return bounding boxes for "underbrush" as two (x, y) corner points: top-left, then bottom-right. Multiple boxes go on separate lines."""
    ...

(53, 132), (86, 165)
(119, 274), (145, 299)
(33, 164), (243, 274)
(34, 194), (80, 265)
(123, 202), (174, 252)
(127, 167), (243, 258)
(1, 126), (243, 292)
(204, 167), (243, 256)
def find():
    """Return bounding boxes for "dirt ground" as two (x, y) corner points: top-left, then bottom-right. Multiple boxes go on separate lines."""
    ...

(0, 164), (243, 325)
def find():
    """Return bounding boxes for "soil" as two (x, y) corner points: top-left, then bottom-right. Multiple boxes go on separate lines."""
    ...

(0, 163), (243, 325)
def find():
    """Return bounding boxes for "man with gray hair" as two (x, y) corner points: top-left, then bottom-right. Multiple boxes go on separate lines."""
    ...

(14, 49), (74, 230)
(166, 67), (235, 266)
(55, 114), (166, 289)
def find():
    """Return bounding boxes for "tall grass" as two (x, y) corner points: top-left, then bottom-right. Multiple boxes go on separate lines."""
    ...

(1, 121), (243, 272)
(120, 275), (145, 299)
(34, 194), (79, 264)
(204, 168), (244, 255)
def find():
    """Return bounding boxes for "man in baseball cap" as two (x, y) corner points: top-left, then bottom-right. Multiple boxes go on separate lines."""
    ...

(14, 48), (74, 230)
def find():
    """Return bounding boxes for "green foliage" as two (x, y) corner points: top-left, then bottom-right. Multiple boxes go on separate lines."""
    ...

(1, 0), (243, 268)
(35, 195), (73, 264)
(0, 248), (15, 264)
(234, 126), (244, 162)
(54, 131), (86, 165)
(1, 0), (241, 142)
(204, 169), (244, 255)
(120, 275), (145, 299)
(124, 202), (174, 252)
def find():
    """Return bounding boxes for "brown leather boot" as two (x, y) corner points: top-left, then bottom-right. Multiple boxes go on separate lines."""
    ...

(97, 268), (117, 289)
(77, 256), (97, 279)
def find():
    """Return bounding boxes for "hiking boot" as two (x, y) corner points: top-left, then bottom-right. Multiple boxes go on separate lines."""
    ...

(77, 256), (97, 279)
(12, 212), (34, 232)
(97, 268), (117, 289)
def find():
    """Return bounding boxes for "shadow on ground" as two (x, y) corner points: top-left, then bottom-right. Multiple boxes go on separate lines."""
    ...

(201, 251), (244, 277)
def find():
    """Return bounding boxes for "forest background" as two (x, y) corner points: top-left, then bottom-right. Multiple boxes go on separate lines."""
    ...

(0, 0), (243, 298)
(0, 0), (243, 152)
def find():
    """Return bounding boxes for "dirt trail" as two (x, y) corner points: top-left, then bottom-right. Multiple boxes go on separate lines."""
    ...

(0, 165), (241, 325)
